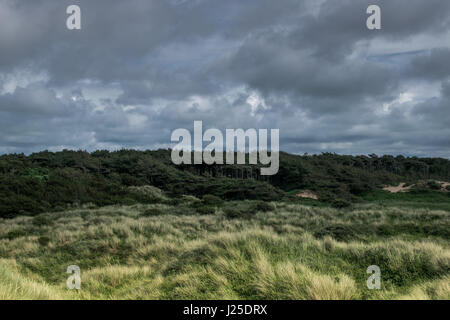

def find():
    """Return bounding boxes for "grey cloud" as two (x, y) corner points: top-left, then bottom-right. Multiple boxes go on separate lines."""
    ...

(0, 83), (73, 115)
(0, 0), (449, 158)
(407, 48), (450, 80)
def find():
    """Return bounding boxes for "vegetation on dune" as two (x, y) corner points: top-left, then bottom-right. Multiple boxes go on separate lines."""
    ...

(0, 150), (448, 300)
(0, 194), (448, 300)
(0, 149), (450, 217)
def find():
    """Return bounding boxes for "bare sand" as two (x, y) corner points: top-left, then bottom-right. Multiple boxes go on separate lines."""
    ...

(296, 190), (319, 200)
(383, 181), (450, 193)
(437, 181), (450, 192)
(383, 183), (413, 193)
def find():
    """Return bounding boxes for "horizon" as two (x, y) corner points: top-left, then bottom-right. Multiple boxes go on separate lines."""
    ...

(2, 147), (449, 160)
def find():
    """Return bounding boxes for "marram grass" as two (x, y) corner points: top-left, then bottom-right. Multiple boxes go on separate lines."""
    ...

(0, 202), (448, 300)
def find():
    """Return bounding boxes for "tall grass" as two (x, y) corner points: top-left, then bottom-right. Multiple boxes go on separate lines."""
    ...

(0, 201), (448, 300)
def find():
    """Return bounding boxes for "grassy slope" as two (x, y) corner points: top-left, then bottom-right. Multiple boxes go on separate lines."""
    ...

(0, 197), (449, 300)
(360, 189), (450, 211)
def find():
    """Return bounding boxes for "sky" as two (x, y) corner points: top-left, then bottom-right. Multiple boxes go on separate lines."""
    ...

(0, 0), (449, 157)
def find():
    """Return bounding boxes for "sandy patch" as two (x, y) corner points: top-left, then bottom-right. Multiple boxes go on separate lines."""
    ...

(383, 183), (413, 193)
(383, 181), (450, 193)
(296, 190), (319, 200)
(437, 181), (450, 192)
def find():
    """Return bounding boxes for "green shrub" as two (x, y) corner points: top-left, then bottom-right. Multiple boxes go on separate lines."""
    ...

(166, 198), (183, 206)
(427, 181), (442, 190)
(251, 201), (275, 212)
(349, 182), (373, 195)
(38, 236), (51, 246)
(202, 194), (223, 206)
(120, 198), (137, 206)
(196, 206), (215, 215)
(223, 207), (244, 219)
(32, 215), (53, 227)
(410, 186), (430, 194)
(128, 185), (168, 202)
(314, 224), (357, 241)
(5, 229), (27, 240)
(331, 199), (351, 208)
(180, 195), (201, 203)
(121, 174), (145, 186)
(142, 208), (166, 216)
(224, 203), (263, 219)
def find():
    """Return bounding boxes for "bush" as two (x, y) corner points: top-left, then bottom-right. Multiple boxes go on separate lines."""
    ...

(196, 206), (215, 215)
(223, 208), (243, 219)
(166, 198), (183, 206)
(223, 202), (267, 219)
(180, 195), (200, 203)
(38, 236), (51, 246)
(32, 215), (53, 227)
(349, 182), (373, 195)
(446, 185), (450, 191)
(202, 194), (223, 206)
(142, 208), (166, 216)
(120, 198), (137, 206)
(5, 229), (27, 240)
(128, 185), (168, 202)
(121, 174), (145, 186)
(314, 224), (357, 241)
(251, 201), (275, 212)
(427, 180), (442, 190)
(331, 199), (351, 208)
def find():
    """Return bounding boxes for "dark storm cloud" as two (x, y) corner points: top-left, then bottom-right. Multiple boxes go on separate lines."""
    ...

(0, 0), (449, 157)
(406, 48), (450, 81)
(215, 38), (397, 103)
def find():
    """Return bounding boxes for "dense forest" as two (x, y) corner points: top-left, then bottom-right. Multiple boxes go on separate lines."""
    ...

(0, 149), (449, 218)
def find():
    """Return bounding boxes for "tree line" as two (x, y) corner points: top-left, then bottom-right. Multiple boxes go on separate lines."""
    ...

(0, 149), (449, 217)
